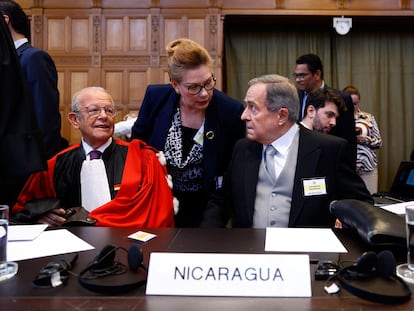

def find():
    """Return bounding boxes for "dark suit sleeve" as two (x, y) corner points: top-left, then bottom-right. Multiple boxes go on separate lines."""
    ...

(201, 141), (240, 228)
(131, 85), (155, 141)
(201, 187), (232, 227)
(131, 85), (175, 146)
(201, 139), (256, 228)
(20, 48), (61, 158)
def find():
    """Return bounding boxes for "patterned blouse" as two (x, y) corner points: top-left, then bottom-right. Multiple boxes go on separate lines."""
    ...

(163, 108), (204, 192)
(355, 109), (382, 173)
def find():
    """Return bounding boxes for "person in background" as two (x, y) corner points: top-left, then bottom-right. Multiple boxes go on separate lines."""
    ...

(12, 87), (175, 228)
(0, 13), (46, 208)
(294, 53), (357, 168)
(0, 0), (67, 159)
(131, 38), (246, 227)
(300, 87), (346, 133)
(201, 74), (372, 228)
(343, 85), (383, 194)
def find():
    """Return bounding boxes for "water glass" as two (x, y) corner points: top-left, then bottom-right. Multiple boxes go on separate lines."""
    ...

(406, 205), (414, 270)
(396, 204), (414, 283)
(0, 205), (18, 282)
(0, 205), (9, 273)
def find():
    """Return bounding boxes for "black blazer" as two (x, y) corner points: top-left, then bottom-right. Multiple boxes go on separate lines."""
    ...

(202, 126), (373, 228)
(131, 84), (246, 194)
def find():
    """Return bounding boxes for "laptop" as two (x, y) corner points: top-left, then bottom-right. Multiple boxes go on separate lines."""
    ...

(373, 161), (414, 206)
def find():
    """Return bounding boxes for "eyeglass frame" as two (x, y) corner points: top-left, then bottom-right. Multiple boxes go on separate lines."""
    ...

(292, 72), (312, 80)
(180, 75), (217, 95)
(74, 105), (117, 118)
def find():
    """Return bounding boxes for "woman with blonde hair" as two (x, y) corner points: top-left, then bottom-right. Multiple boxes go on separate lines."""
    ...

(132, 38), (245, 227)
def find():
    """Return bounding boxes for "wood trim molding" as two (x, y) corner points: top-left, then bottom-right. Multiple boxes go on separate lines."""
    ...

(400, 0), (411, 9)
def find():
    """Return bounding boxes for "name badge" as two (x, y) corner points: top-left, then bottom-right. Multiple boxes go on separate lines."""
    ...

(302, 177), (327, 196)
(146, 253), (311, 297)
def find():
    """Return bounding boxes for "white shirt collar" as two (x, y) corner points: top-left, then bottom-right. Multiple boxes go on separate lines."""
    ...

(14, 38), (28, 49)
(82, 137), (112, 158)
(299, 121), (312, 130)
(266, 123), (299, 156)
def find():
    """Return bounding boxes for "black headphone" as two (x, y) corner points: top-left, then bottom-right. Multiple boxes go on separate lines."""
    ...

(78, 244), (147, 294)
(336, 250), (411, 303)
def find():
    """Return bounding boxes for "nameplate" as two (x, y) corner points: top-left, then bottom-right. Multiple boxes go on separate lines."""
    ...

(145, 253), (311, 297)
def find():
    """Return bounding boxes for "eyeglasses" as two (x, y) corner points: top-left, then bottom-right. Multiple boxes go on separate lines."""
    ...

(293, 72), (311, 80)
(181, 76), (216, 95)
(75, 106), (117, 118)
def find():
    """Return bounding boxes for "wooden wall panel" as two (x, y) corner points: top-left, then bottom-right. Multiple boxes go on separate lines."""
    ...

(47, 19), (65, 50)
(42, 0), (94, 8)
(70, 72), (89, 93)
(71, 19), (90, 50)
(101, 0), (152, 9)
(188, 19), (205, 45)
(220, 0), (277, 9)
(164, 18), (183, 46)
(105, 18), (124, 51)
(104, 71), (124, 107)
(159, 0), (211, 8)
(69, 72), (89, 144)
(127, 71), (148, 110)
(57, 71), (68, 139)
(129, 19), (148, 51)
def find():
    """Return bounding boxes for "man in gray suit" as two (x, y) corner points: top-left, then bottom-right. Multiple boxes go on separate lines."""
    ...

(201, 74), (372, 228)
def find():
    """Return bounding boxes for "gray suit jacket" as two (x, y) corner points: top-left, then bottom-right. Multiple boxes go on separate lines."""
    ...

(202, 126), (373, 228)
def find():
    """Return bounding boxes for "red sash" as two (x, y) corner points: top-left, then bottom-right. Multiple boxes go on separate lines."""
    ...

(88, 139), (175, 227)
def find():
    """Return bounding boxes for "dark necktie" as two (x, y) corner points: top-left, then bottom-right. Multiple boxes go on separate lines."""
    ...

(89, 150), (102, 160)
(301, 92), (308, 120)
(264, 145), (277, 182)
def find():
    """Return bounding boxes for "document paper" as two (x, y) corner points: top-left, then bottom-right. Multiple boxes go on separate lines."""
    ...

(7, 229), (94, 261)
(265, 227), (347, 253)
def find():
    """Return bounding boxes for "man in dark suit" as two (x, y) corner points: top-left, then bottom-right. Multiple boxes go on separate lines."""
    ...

(0, 0), (66, 159)
(201, 74), (372, 228)
(294, 53), (357, 168)
(0, 13), (46, 207)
